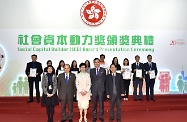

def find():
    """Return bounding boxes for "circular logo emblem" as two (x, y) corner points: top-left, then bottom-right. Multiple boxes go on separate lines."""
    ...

(0, 44), (6, 76)
(80, 0), (107, 26)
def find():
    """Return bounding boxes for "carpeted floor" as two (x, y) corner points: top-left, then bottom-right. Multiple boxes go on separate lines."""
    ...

(0, 95), (187, 122)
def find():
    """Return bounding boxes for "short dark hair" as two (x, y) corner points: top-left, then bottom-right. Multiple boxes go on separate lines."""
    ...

(47, 65), (53, 71)
(100, 54), (105, 58)
(147, 54), (152, 58)
(93, 58), (100, 62)
(135, 55), (140, 59)
(123, 58), (129, 66)
(46, 60), (52, 65)
(110, 64), (116, 68)
(1, 55), (4, 58)
(31, 54), (37, 58)
(79, 63), (86, 68)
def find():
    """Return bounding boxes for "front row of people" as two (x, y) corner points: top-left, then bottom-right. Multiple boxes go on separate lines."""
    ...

(26, 54), (158, 122)
(41, 61), (124, 122)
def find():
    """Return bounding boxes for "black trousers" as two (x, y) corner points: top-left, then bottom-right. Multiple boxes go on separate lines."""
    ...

(92, 91), (104, 119)
(28, 79), (40, 101)
(46, 105), (54, 122)
(61, 94), (73, 120)
(133, 79), (143, 99)
(123, 79), (130, 98)
(109, 94), (122, 120)
(146, 79), (155, 99)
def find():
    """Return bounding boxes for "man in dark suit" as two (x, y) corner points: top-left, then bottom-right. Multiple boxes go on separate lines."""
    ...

(90, 58), (106, 122)
(131, 55), (145, 101)
(144, 54), (158, 101)
(58, 64), (76, 122)
(106, 64), (125, 122)
(25, 54), (43, 103)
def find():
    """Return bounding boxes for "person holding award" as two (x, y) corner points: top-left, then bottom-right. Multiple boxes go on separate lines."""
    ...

(25, 54), (43, 103)
(76, 63), (91, 122)
(121, 58), (131, 101)
(41, 65), (58, 122)
(131, 55), (145, 101)
(144, 54), (158, 101)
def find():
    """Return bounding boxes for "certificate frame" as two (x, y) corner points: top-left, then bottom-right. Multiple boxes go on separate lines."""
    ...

(136, 69), (142, 77)
(29, 68), (37, 77)
(150, 70), (156, 79)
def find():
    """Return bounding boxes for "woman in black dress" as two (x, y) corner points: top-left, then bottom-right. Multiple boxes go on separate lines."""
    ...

(41, 65), (58, 122)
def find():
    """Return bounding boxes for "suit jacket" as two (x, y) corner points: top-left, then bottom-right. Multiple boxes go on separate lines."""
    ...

(42, 74), (57, 95)
(25, 61), (43, 81)
(58, 72), (76, 100)
(106, 73), (125, 99)
(144, 62), (158, 81)
(76, 72), (91, 101)
(90, 67), (106, 93)
(131, 62), (145, 81)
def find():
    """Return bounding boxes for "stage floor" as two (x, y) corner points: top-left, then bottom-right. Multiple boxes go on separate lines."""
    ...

(0, 95), (187, 122)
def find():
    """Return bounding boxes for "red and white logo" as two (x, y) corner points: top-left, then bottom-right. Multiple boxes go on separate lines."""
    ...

(80, 0), (107, 26)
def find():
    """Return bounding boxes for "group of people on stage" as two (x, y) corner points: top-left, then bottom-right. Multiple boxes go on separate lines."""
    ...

(25, 54), (157, 122)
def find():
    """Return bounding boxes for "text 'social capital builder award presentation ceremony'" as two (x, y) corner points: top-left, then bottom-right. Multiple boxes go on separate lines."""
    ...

(0, 0), (187, 122)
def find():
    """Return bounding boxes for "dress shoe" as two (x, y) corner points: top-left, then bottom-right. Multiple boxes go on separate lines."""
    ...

(99, 118), (104, 122)
(60, 119), (66, 122)
(151, 98), (156, 101)
(139, 99), (143, 101)
(134, 99), (137, 101)
(117, 119), (121, 122)
(93, 118), (97, 122)
(69, 119), (73, 122)
(27, 100), (34, 103)
(109, 118), (114, 121)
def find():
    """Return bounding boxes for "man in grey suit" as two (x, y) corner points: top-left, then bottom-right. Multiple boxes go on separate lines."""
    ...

(58, 64), (76, 122)
(90, 58), (106, 122)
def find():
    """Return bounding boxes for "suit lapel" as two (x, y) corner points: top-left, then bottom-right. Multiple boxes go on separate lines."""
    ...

(93, 68), (96, 77)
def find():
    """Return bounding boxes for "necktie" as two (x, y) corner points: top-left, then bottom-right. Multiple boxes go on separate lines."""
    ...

(32, 62), (35, 68)
(96, 68), (99, 76)
(112, 74), (117, 94)
(149, 62), (152, 70)
(65, 74), (68, 84)
(136, 63), (139, 69)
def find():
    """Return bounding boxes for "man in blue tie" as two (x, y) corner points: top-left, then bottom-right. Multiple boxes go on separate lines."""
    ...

(144, 54), (158, 101)
(90, 58), (106, 122)
(58, 64), (76, 122)
(131, 55), (145, 101)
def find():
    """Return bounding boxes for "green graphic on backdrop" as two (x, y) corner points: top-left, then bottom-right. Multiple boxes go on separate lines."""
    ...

(12, 76), (28, 96)
(177, 76), (184, 93)
(17, 34), (155, 52)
